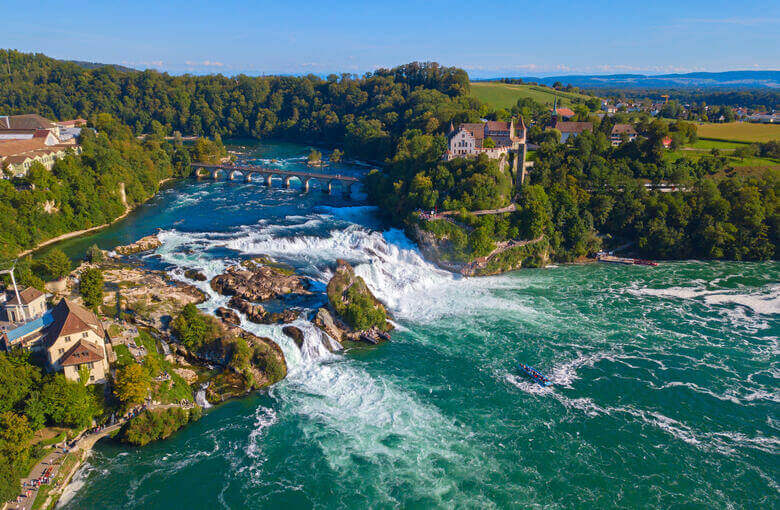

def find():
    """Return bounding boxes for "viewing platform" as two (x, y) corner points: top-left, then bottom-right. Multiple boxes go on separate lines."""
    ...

(192, 163), (360, 194)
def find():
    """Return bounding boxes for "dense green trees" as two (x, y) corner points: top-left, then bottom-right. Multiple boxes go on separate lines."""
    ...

(0, 114), (174, 258)
(530, 131), (778, 260)
(114, 364), (151, 407)
(119, 407), (200, 446)
(79, 268), (104, 311)
(38, 248), (71, 280)
(171, 303), (220, 350)
(0, 51), (474, 164)
(0, 352), (106, 502)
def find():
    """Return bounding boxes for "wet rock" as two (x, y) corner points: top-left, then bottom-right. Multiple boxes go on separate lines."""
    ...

(115, 235), (162, 255)
(325, 260), (392, 336)
(210, 258), (310, 302)
(215, 307), (241, 325)
(267, 309), (299, 324)
(184, 269), (208, 282)
(282, 326), (305, 349)
(314, 307), (346, 342)
(228, 296), (267, 323)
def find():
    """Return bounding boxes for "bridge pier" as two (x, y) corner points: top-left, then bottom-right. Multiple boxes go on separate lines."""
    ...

(303, 178), (311, 192)
(284, 176), (292, 189)
(324, 180), (333, 194)
(245, 173), (253, 183)
(211, 170), (220, 180)
(265, 174), (273, 187)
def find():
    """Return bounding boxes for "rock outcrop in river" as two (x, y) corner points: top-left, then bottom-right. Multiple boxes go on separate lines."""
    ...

(210, 257), (310, 301)
(320, 260), (392, 344)
(115, 234), (162, 255)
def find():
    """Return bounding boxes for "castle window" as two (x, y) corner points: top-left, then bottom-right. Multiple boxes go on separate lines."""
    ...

(82, 332), (88, 338)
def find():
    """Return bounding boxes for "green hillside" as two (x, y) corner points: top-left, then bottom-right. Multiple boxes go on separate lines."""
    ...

(470, 81), (597, 110)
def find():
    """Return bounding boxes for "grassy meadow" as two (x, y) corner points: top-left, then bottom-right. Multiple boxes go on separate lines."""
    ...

(470, 81), (596, 110)
(695, 122), (780, 143)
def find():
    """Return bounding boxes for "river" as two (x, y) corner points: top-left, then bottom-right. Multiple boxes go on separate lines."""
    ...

(56, 140), (778, 509)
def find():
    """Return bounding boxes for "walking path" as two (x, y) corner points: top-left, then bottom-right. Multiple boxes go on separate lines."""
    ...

(4, 403), (190, 510)
(419, 203), (517, 220)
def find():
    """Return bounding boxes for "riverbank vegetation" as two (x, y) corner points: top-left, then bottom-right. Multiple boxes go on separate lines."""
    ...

(118, 406), (201, 447)
(0, 351), (108, 501)
(0, 113), (225, 259)
(171, 303), (286, 393)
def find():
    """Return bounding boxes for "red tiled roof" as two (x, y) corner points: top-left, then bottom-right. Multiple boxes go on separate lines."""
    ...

(485, 121), (512, 131)
(0, 138), (71, 164)
(59, 339), (104, 366)
(461, 123), (485, 139)
(611, 124), (638, 135)
(554, 121), (593, 134)
(6, 287), (45, 306)
(0, 114), (57, 131)
(56, 119), (87, 127)
(46, 299), (105, 346)
(553, 107), (576, 118)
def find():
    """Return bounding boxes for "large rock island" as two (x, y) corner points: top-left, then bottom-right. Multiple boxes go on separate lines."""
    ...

(315, 260), (392, 344)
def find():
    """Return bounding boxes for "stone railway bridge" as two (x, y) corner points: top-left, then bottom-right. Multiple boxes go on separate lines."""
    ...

(192, 163), (360, 194)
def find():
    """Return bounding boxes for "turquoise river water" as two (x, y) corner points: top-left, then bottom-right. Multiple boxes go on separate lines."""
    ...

(54, 141), (778, 509)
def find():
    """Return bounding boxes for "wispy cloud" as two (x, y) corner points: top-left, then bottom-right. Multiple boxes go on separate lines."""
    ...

(185, 60), (225, 67)
(120, 60), (164, 69)
(682, 17), (780, 26)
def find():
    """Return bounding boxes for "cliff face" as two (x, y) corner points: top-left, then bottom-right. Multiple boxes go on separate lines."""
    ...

(323, 260), (392, 343)
(411, 223), (549, 276)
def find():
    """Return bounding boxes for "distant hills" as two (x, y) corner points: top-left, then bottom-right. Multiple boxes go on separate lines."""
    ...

(483, 71), (780, 90)
(68, 60), (139, 73)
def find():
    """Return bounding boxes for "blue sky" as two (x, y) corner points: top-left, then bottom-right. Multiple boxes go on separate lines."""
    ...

(2, 1), (778, 77)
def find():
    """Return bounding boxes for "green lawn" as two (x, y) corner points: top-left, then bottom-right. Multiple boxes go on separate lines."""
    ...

(695, 122), (780, 143)
(688, 139), (748, 150)
(113, 344), (133, 366)
(470, 82), (597, 110)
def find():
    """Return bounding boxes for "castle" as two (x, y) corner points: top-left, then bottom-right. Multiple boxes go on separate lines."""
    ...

(444, 118), (531, 184)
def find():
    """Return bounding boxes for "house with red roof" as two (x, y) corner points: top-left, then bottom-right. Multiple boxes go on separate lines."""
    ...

(1, 296), (110, 384)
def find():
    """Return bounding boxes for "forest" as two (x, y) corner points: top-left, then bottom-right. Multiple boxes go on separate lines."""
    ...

(0, 113), (205, 259)
(1, 50), (777, 263)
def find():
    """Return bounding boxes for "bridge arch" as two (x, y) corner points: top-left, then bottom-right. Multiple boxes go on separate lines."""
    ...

(211, 168), (226, 180)
(228, 170), (244, 181)
(195, 167), (210, 179)
(320, 179), (353, 196)
(245, 172), (260, 183)
(264, 173), (282, 187)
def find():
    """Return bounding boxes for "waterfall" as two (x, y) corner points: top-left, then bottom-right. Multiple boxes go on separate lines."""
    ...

(195, 382), (212, 409)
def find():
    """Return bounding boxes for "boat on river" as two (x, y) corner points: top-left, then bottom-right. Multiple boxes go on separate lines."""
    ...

(518, 363), (553, 386)
(596, 252), (658, 267)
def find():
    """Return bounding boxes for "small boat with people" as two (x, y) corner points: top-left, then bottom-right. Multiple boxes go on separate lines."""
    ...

(518, 363), (553, 387)
(596, 251), (658, 267)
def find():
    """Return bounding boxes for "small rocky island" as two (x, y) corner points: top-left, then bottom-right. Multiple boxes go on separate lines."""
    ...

(315, 259), (393, 345)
